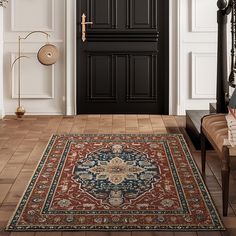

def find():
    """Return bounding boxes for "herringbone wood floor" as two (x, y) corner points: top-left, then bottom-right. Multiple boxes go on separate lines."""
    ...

(0, 115), (235, 236)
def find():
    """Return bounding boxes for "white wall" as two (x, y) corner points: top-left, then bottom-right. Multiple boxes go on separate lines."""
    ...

(3, 0), (65, 116)
(0, 7), (3, 118)
(177, 0), (219, 114)
(0, 0), (225, 116)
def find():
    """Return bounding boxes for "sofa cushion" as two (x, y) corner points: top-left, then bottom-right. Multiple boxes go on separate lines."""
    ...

(202, 114), (228, 152)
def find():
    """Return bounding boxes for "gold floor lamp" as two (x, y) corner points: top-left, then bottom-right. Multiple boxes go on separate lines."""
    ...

(11, 31), (59, 118)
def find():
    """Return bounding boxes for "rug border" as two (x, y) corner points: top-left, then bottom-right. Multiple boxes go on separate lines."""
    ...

(5, 133), (225, 232)
(5, 134), (57, 231)
(175, 134), (225, 230)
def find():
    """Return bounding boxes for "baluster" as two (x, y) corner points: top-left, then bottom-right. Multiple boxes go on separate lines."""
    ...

(229, 0), (236, 87)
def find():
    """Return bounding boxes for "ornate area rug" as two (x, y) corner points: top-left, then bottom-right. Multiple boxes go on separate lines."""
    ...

(7, 134), (224, 231)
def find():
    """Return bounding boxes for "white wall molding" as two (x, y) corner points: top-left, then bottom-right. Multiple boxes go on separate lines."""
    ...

(191, 0), (217, 32)
(4, 40), (63, 44)
(0, 7), (4, 118)
(11, 0), (55, 32)
(176, 0), (219, 114)
(191, 52), (216, 99)
(176, 0), (185, 115)
(11, 52), (55, 99)
(169, 0), (178, 115)
(65, 0), (76, 115)
(3, 0), (65, 116)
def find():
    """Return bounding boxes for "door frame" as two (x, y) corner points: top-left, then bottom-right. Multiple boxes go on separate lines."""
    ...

(65, 0), (179, 115)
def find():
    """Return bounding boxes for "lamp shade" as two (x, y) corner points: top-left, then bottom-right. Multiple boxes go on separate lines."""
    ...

(37, 44), (59, 66)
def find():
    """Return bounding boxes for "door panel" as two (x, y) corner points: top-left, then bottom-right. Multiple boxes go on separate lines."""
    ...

(88, 0), (113, 28)
(128, 55), (157, 102)
(87, 54), (116, 101)
(77, 0), (169, 114)
(130, 0), (154, 28)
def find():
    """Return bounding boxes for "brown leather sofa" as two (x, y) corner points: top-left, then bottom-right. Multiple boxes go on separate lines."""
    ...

(201, 113), (232, 216)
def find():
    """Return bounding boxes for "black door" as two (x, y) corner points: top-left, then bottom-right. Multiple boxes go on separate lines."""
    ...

(76, 0), (169, 114)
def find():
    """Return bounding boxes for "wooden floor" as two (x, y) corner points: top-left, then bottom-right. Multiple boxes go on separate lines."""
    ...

(0, 115), (236, 236)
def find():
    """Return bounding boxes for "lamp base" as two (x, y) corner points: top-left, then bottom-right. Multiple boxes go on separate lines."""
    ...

(15, 106), (25, 118)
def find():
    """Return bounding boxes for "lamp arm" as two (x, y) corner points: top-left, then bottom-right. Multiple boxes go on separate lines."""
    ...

(11, 56), (30, 107)
(19, 31), (50, 41)
(12, 56), (30, 107)
(13, 30), (51, 117)
(11, 56), (30, 69)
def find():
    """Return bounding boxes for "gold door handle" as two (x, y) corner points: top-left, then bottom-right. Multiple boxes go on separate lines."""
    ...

(81, 13), (93, 42)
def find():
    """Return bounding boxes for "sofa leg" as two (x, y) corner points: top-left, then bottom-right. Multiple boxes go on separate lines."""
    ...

(221, 167), (230, 216)
(221, 147), (230, 216)
(201, 132), (206, 175)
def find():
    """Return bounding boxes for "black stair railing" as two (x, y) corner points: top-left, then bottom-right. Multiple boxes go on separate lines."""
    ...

(217, 0), (236, 112)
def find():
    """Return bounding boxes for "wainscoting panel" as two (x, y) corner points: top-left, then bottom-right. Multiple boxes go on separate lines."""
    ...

(191, 0), (217, 32)
(177, 0), (227, 114)
(11, 53), (54, 99)
(3, 0), (65, 115)
(191, 52), (216, 99)
(11, 0), (54, 31)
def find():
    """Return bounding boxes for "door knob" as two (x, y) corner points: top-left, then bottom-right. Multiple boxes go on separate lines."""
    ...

(81, 13), (93, 42)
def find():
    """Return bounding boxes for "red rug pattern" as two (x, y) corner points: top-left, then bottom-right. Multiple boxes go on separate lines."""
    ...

(7, 134), (224, 231)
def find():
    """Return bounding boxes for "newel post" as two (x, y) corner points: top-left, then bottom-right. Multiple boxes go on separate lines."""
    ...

(216, 0), (229, 113)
